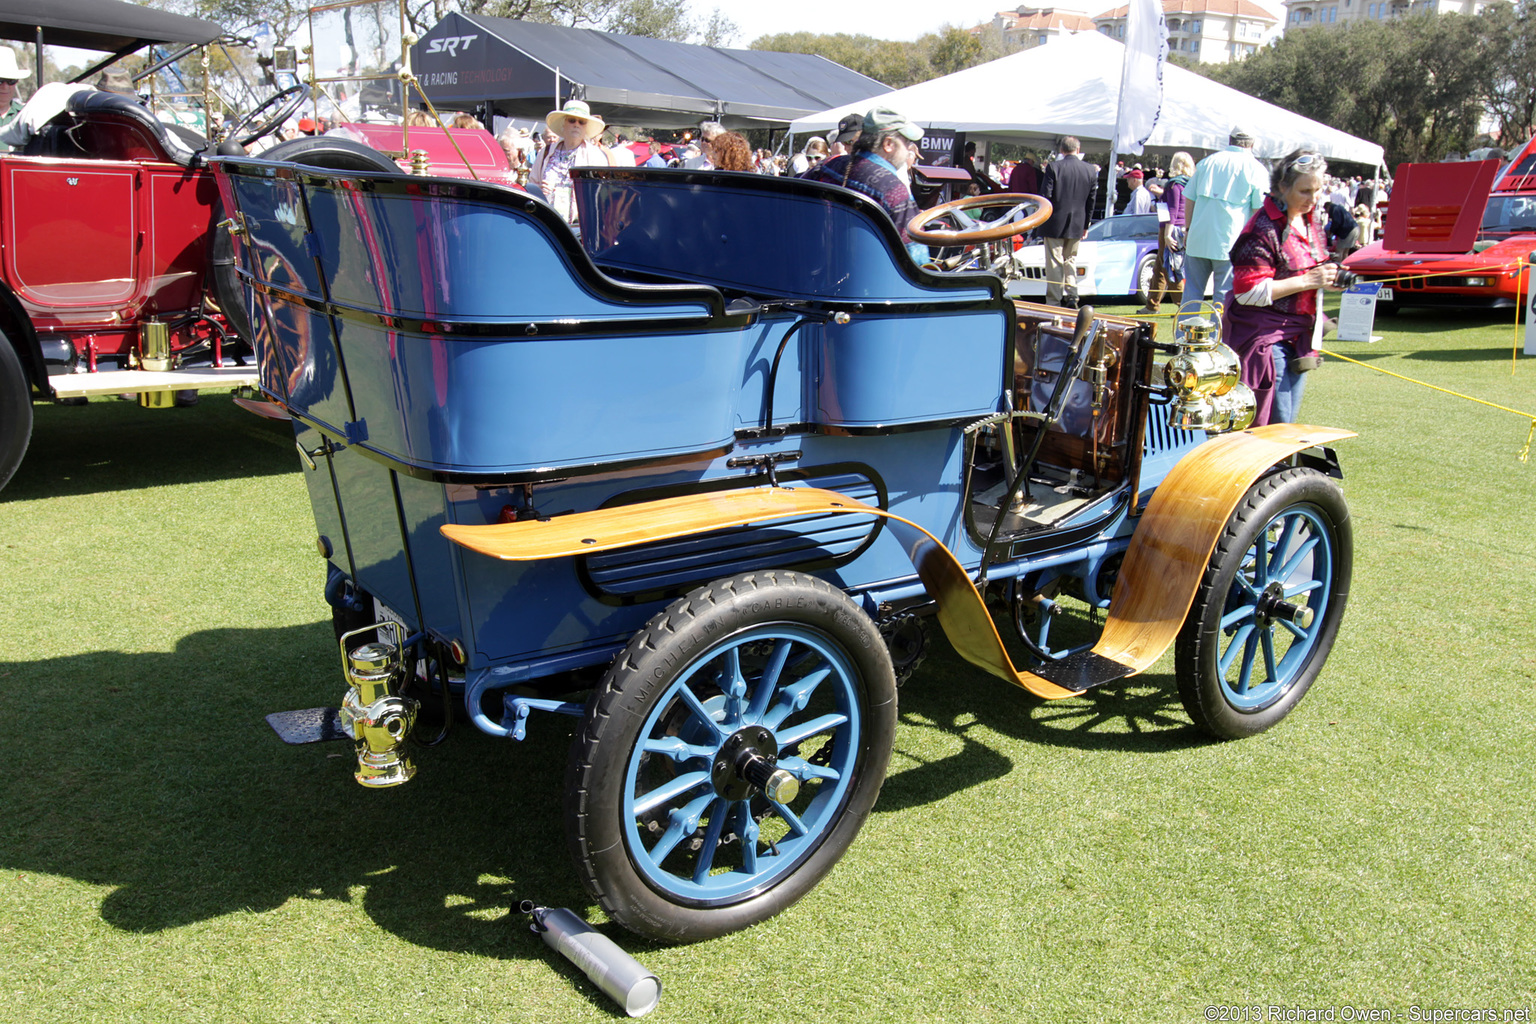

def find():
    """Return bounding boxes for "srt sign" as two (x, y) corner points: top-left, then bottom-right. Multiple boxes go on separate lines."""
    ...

(426, 34), (478, 57)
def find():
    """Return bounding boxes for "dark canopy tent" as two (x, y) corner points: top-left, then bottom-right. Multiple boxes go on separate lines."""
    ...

(0, 0), (222, 87)
(413, 12), (887, 130)
(0, 0), (220, 51)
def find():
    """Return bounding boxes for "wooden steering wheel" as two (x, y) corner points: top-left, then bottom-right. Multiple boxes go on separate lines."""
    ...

(907, 192), (1052, 245)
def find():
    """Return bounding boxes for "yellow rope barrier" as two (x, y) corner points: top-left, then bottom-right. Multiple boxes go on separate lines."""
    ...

(1319, 346), (1536, 463)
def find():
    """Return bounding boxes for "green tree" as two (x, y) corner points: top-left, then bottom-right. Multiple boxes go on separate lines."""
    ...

(750, 25), (1004, 90)
(925, 25), (982, 78)
(1479, 0), (1536, 145)
(1203, 14), (1491, 166)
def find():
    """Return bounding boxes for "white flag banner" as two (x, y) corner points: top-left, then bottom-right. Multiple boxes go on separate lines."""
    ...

(1113, 0), (1169, 154)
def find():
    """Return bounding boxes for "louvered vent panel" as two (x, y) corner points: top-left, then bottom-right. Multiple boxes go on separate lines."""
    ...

(585, 473), (881, 598)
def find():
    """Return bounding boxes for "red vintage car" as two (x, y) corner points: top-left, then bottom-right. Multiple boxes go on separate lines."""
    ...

(0, 0), (520, 494)
(1344, 144), (1536, 315)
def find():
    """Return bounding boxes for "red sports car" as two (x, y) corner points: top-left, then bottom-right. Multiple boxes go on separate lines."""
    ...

(1345, 149), (1536, 314)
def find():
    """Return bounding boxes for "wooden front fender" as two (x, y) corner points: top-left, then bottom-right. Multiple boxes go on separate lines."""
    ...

(439, 423), (1354, 700)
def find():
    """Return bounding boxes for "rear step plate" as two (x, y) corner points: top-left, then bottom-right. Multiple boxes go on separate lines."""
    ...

(266, 707), (348, 744)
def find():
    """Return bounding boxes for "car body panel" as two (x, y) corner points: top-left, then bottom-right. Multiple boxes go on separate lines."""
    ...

(326, 123), (519, 185)
(1382, 159), (1498, 253)
(1006, 213), (1160, 298)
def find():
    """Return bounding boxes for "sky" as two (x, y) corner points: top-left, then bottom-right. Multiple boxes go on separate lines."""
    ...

(689, 0), (1014, 46)
(688, 0), (1289, 48)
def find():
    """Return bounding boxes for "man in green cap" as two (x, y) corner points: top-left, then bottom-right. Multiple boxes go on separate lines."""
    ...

(800, 105), (928, 262)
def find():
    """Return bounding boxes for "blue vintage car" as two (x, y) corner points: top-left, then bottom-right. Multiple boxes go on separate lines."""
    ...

(211, 159), (1353, 943)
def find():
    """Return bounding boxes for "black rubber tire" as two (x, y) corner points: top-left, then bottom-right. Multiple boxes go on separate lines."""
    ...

(259, 136), (401, 173)
(1134, 254), (1157, 305)
(1175, 467), (1352, 740)
(565, 570), (897, 942)
(0, 337), (33, 494)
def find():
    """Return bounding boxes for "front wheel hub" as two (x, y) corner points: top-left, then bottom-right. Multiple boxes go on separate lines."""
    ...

(711, 726), (799, 803)
(1253, 580), (1315, 630)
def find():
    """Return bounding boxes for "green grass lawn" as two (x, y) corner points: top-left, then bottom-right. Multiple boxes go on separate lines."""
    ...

(2, 304), (1533, 1023)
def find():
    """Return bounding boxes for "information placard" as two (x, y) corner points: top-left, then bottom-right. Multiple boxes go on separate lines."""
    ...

(1335, 281), (1383, 343)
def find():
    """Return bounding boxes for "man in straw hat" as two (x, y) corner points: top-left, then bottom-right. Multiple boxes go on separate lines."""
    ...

(528, 99), (613, 225)
(0, 48), (29, 153)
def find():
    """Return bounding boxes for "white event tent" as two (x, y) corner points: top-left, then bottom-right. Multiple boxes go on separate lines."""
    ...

(788, 31), (1384, 167)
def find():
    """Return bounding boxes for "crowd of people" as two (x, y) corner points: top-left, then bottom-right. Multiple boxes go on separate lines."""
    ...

(258, 91), (1396, 430)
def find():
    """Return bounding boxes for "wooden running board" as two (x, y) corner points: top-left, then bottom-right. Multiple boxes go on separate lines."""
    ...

(440, 424), (1354, 701)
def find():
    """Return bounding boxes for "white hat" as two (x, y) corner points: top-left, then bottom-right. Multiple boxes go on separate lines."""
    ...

(0, 48), (29, 82)
(545, 99), (605, 140)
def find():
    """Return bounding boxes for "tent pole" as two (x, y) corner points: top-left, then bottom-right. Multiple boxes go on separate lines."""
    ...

(1105, 141), (1120, 220)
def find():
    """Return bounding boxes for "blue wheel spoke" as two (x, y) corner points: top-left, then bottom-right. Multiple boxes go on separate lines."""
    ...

(737, 803), (760, 874)
(1273, 532), (1319, 584)
(643, 736), (717, 763)
(747, 640), (792, 721)
(762, 666), (831, 729)
(767, 801), (809, 838)
(1219, 602), (1256, 631)
(1283, 578), (1323, 599)
(776, 754), (840, 783)
(1218, 622), (1256, 677)
(1234, 627), (1260, 694)
(677, 686), (732, 741)
(1260, 628), (1278, 683)
(722, 648), (748, 725)
(1278, 617), (1308, 639)
(775, 711), (848, 750)
(1267, 516), (1301, 576)
(691, 798), (730, 885)
(646, 792), (715, 864)
(632, 769), (711, 817)
(1251, 531), (1271, 587)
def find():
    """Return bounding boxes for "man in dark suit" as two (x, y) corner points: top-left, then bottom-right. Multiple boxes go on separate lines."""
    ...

(1038, 136), (1100, 308)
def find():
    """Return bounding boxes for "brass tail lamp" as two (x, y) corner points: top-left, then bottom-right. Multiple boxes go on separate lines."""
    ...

(337, 620), (419, 787)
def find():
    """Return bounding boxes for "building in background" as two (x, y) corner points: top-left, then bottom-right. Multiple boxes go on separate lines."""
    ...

(1279, 0), (1494, 32)
(973, 4), (1100, 50)
(1094, 0), (1278, 63)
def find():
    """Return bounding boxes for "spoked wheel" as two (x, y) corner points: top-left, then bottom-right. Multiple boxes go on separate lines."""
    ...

(1175, 467), (1352, 739)
(566, 570), (897, 942)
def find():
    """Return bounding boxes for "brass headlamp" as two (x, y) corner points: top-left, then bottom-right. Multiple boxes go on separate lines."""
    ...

(1163, 303), (1255, 434)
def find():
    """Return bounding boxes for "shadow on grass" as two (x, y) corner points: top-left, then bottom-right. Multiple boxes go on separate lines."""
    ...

(4, 394), (299, 501)
(0, 621), (585, 961)
(1374, 308), (1520, 334)
(1401, 346), (1529, 363)
(873, 636), (1215, 814)
(0, 617), (1216, 962)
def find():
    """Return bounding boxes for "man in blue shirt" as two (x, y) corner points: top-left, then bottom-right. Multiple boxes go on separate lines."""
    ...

(1182, 128), (1269, 309)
